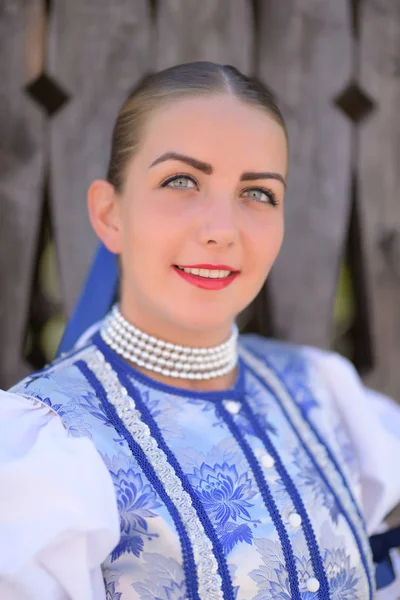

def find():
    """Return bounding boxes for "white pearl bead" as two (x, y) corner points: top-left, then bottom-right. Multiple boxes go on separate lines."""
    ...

(288, 513), (302, 528)
(306, 578), (320, 592)
(224, 401), (241, 415)
(260, 454), (275, 469)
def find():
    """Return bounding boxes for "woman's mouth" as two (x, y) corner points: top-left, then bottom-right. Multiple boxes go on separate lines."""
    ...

(172, 264), (240, 290)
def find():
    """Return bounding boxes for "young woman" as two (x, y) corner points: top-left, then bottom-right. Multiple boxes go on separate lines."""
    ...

(1, 62), (400, 599)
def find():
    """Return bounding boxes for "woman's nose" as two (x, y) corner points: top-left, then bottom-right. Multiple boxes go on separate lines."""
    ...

(197, 197), (239, 247)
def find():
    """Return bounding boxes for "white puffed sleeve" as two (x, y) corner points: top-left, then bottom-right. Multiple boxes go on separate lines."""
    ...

(0, 390), (120, 600)
(307, 349), (400, 535)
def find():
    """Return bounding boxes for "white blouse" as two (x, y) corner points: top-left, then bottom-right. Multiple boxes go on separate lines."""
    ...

(1, 348), (400, 599)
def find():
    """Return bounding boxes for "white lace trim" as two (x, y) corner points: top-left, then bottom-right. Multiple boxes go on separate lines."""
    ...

(239, 346), (375, 597)
(86, 349), (224, 600)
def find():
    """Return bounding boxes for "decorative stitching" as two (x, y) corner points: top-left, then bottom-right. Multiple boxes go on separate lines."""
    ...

(239, 346), (375, 599)
(217, 402), (303, 600)
(244, 343), (366, 526)
(117, 368), (235, 600)
(80, 351), (224, 600)
(239, 394), (331, 598)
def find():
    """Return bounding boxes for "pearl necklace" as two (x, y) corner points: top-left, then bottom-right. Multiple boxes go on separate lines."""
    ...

(100, 305), (238, 380)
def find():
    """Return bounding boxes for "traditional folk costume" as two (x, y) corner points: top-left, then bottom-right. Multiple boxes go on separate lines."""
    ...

(1, 246), (400, 599)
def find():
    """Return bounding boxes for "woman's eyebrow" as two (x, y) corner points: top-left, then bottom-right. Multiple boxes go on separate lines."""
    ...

(240, 172), (286, 187)
(149, 152), (213, 175)
(149, 152), (286, 187)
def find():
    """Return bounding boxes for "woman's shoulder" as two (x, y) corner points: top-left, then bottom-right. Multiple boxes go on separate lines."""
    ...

(239, 331), (350, 382)
(0, 387), (120, 598)
(9, 340), (98, 406)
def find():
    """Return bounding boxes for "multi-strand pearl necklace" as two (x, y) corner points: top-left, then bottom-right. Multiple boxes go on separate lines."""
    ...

(100, 304), (238, 380)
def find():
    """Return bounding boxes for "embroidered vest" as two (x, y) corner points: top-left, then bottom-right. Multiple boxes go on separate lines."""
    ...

(11, 333), (375, 599)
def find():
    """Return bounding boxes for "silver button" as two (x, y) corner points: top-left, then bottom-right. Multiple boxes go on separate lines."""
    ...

(306, 577), (320, 592)
(260, 453), (275, 469)
(224, 400), (241, 415)
(288, 512), (302, 528)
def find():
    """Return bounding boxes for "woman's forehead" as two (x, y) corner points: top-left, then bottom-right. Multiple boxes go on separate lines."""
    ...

(136, 95), (288, 173)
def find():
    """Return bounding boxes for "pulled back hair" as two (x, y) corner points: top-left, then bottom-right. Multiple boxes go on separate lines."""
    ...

(106, 61), (288, 193)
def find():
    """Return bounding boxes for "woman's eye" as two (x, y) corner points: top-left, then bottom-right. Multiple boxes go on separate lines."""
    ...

(243, 187), (278, 206)
(161, 175), (197, 189)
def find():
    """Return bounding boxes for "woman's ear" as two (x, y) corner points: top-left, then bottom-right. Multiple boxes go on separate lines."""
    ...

(87, 180), (122, 254)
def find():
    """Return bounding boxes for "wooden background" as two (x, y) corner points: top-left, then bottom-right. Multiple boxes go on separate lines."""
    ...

(1, 0), (400, 400)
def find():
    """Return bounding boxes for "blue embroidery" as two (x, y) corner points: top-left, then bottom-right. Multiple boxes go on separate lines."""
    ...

(103, 569), (122, 600)
(10, 334), (373, 599)
(218, 404), (303, 599)
(292, 447), (341, 524)
(132, 553), (186, 599)
(187, 462), (260, 553)
(115, 370), (235, 600)
(239, 394), (331, 598)
(110, 468), (161, 561)
(324, 548), (359, 598)
(241, 349), (373, 598)
(77, 360), (203, 600)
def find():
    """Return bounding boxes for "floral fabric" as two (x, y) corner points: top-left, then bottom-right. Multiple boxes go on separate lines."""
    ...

(10, 332), (375, 599)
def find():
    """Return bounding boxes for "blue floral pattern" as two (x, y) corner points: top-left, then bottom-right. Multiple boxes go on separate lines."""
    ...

(187, 461), (260, 553)
(292, 446), (341, 524)
(10, 335), (373, 599)
(103, 569), (122, 600)
(108, 464), (161, 561)
(250, 532), (360, 599)
(132, 554), (186, 599)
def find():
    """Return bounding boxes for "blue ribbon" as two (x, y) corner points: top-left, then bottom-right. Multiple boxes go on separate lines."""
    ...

(56, 243), (119, 357)
(370, 526), (400, 589)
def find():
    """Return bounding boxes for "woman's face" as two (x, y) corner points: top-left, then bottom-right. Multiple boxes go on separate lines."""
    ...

(115, 94), (287, 344)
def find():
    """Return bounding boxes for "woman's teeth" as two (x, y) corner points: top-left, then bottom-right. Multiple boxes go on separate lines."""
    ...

(176, 266), (232, 279)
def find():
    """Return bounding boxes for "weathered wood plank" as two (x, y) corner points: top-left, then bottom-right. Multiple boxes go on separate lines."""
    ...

(47, 0), (152, 315)
(256, 0), (353, 348)
(357, 0), (400, 399)
(155, 0), (253, 74)
(0, 1), (45, 388)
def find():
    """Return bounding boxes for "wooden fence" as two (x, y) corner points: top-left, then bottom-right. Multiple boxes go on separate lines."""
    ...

(1, 0), (400, 398)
